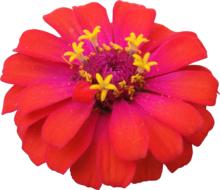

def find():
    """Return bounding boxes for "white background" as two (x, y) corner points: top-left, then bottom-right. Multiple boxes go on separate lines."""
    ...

(0, 0), (219, 189)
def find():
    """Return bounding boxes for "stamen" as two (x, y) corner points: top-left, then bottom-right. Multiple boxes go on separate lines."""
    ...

(79, 69), (92, 83)
(110, 42), (123, 51)
(133, 52), (158, 73)
(64, 42), (88, 63)
(78, 26), (101, 48)
(89, 52), (96, 56)
(127, 85), (135, 100)
(131, 74), (144, 84)
(102, 43), (111, 51)
(90, 73), (117, 102)
(125, 33), (149, 53)
(119, 80), (127, 88)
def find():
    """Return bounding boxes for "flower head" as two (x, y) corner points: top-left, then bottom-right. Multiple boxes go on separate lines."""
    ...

(1, 1), (218, 190)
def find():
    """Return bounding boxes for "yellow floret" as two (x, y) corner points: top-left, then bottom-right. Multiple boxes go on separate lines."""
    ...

(90, 73), (117, 102)
(64, 42), (87, 63)
(133, 52), (158, 73)
(78, 26), (101, 47)
(125, 33), (149, 53)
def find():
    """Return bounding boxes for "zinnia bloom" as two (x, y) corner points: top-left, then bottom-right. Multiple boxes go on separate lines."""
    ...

(1, 1), (218, 189)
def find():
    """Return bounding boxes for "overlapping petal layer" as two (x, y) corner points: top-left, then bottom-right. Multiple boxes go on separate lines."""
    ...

(1, 54), (73, 86)
(110, 101), (149, 161)
(42, 100), (94, 148)
(145, 69), (218, 105)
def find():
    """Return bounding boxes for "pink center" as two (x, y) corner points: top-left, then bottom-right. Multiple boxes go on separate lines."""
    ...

(83, 49), (136, 85)
(77, 49), (146, 110)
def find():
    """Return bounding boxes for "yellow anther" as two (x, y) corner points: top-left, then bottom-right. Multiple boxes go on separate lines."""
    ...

(78, 26), (101, 47)
(90, 52), (96, 56)
(102, 43), (111, 51)
(64, 42), (87, 63)
(98, 47), (104, 52)
(90, 73), (117, 102)
(110, 42), (123, 51)
(125, 33), (149, 53)
(127, 86), (135, 100)
(131, 74), (144, 84)
(119, 80), (127, 88)
(79, 70), (92, 83)
(133, 52), (158, 73)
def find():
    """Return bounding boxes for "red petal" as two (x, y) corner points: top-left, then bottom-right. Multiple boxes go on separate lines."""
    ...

(96, 115), (136, 187)
(15, 30), (68, 62)
(18, 81), (74, 114)
(135, 93), (203, 137)
(146, 116), (183, 163)
(141, 23), (174, 52)
(166, 142), (193, 172)
(16, 100), (69, 139)
(146, 69), (218, 106)
(133, 153), (163, 183)
(187, 106), (214, 146)
(110, 100), (149, 161)
(2, 85), (24, 114)
(44, 8), (81, 42)
(146, 32), (207, 78)
(1, 54), (72, 86)
(73, 3), (112, 43)
(46, 111), (99, 174)
(182, 65), (212, 73)
(72, 81), (96, 103)
(71, 134), (101, 189)
(113, 1), (156, 46)
(42, 101), (93, 148)
(22, 120), (47, 166)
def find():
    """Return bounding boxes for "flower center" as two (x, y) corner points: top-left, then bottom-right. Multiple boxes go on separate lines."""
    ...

(63, 26), (158, 106)
(84, 50), (135, 84)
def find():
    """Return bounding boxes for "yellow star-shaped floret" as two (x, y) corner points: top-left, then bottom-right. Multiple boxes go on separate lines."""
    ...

(133, 52), (158, 73)
(125, 33), (149, 53)
(78, 26), (101, 47)
(90, 73), (117, 102)
(64, 42), (87, 63)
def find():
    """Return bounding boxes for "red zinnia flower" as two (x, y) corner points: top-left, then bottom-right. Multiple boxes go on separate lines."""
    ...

(1, 1), (218, 189)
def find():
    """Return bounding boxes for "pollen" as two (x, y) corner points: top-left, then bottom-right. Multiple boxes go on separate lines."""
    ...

(110, 42), (123, 51)
(90, 73), (118, 102)
(119, 80), (127, 88)
(78, 26), (101, 47)
(133, 52), (158, 73)
(64, 42), (88, 63)
(127, 85), (135, 100)
(79, 69), (92, 83)
(131, 74), (144, 84)
(102, 43), (111, 51)
(125, 33), (149, 53)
